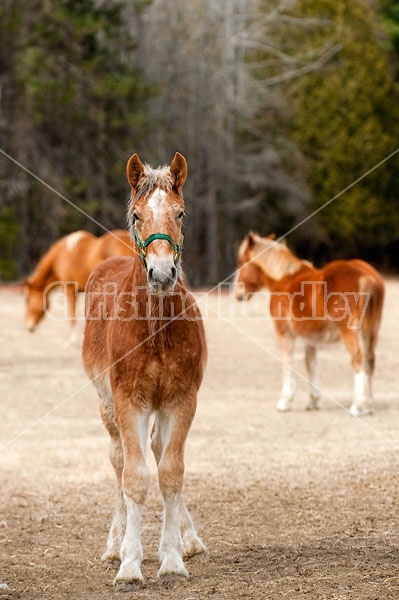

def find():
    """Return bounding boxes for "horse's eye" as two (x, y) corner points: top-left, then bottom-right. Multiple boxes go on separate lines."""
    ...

(177, 211), (184, 219)
(133, 212), (140, 222)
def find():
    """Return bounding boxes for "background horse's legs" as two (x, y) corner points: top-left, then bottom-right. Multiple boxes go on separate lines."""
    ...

(361, 328), (377, 414)
(65, 282), (78, 345)
(341, 330), (369, 416)
(151, 420), (205, 561)
(152, 404), (197, 582)
(305, 344), (320, 410)
(114, 404), (150, 590)
(276, 332), (296, 412)
(100, 405), (126, 564)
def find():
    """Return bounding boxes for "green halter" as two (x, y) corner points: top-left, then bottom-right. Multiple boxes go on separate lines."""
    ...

(133, 227), (184, 269)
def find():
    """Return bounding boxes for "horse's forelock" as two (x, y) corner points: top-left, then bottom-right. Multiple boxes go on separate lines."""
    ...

(135, 165), (174, 200)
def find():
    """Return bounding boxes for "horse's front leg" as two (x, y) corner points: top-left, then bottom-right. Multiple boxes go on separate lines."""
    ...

(154, 401), (199, 583)
(151, 420), (205, 562)
(113, 402), (150, 591)
(276, 331), (296, 412)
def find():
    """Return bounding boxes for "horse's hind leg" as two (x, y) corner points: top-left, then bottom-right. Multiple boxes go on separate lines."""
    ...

(99, 398), (126, 565)
(341, 330), (369, 416)
(362, 329), (377, 414)
(179, 497), (206, 558)
(151, 420), (205, 561)
(305, 344), (320, 410)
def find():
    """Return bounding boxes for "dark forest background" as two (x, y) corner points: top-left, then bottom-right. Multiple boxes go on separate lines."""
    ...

(1, 0), (399, 286)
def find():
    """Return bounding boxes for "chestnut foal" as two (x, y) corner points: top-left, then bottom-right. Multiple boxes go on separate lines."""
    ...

(82, 153), (207, 590)
(236, 233), (385, 415)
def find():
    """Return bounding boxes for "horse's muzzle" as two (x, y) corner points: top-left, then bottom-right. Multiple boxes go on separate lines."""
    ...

(147, 264), (177, 293)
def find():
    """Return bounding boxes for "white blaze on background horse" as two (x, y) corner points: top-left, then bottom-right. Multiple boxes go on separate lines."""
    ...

(82, 153), (207, 590)
(24, 229), (133, 343)
(236, 233), (385, 416)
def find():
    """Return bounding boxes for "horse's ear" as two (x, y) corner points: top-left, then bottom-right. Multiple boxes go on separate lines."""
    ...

(267, 233), (276, 240)
(126, 154), (144, 191)
(247, 231), (256, 247)
(170, 152), (187, 190)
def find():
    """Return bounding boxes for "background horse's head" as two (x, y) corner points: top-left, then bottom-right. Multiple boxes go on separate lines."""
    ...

(24, 279), (50, 331)
(127, 152), (187, 293)
(235, 232), (275, 301)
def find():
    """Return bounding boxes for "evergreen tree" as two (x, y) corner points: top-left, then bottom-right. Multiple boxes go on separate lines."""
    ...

(284, 0), (399, 265)
(0, 0), (151, 278)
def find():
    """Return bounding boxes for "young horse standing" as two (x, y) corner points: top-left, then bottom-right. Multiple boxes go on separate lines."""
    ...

(236, 233), (385, 416)
(24, 229), (133, 342)
(82, 153), (207, 590)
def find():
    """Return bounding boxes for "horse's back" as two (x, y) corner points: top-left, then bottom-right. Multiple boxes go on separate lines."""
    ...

(91, 230), (134, 263)
(282, 259), (384, 295)
(49, 230), (96, 285)
(271, 258), (385, 341)
(102, 230), (134, 258)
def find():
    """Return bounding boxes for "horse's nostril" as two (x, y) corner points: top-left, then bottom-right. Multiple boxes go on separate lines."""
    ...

(148, 268), (154, 280)
(171, 267), (176, 280)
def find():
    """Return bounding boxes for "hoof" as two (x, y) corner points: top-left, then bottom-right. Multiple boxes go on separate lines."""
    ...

(114, 578), (144, 592)
(349, 405), (365, 417)
(183, 537), (206, 559)
(276, 402), (292, 412)
(114, 561), (144, 591)
(158, 572), (188, 586)
(305, 403), (320, 411)
(158, 553), (188, 583)
(101, 551), (121, 568)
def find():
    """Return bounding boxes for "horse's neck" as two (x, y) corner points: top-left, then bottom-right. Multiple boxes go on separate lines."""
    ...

(29, 244), (59, 288)
(129, 263), (187, 351)
(131, 262), (185, 320)
(254, 242), (305, 283)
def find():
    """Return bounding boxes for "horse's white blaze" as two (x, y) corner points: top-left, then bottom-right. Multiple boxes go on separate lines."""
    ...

(148, 188), (166, 219)
(65, 230), (86, 251)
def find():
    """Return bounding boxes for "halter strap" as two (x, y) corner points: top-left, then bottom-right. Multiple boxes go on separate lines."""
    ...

(133, 227), (184, 268)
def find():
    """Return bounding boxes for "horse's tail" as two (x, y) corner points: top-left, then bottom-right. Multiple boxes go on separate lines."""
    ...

(358, 273), (385, 371)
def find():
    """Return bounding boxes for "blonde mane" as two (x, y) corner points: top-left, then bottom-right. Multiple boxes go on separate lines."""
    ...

(245, 234), (313, 281)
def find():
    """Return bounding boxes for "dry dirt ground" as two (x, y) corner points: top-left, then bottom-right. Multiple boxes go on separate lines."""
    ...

(1, 280), (399, 600)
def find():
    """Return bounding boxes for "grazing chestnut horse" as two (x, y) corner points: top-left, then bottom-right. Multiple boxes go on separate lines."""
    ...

(236, 233), (385, 415)
(82, 153), (207, 590)
(24, 229), (133, 342)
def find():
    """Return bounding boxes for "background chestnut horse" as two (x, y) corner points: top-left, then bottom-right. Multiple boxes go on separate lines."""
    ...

(236, 233), (385, 416)
(24, 229), (133, 342)
(82, 153), (207, 590)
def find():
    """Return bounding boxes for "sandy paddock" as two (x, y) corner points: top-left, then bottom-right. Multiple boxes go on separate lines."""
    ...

(1, 280), (399, 599)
